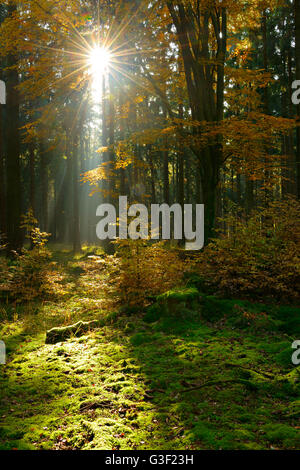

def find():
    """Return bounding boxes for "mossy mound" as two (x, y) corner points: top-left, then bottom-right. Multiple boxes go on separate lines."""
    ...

(46, 320), (100, 344)
(144, 288), (200, 324)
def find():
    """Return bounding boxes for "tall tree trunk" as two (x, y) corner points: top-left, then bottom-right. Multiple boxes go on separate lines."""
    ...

(108, 75), (115, 199)
(295, 0), (300, 199)
(55, 131), (72, 243)
(119, 88), (126, 195)
(178, 102), (184, 210)
(0, 103), (6, 236)
(6, 3), (22, 252)
(287, 25), (296, 195)
(163, 148), (169, 204)
(246, 178), (254, 215)
(262, 9), (270, 199)
(72, 134), (81, 253)
(29, 142), (35, 215)
(262, 10), (269, 115)
(162, 108), (170, 205)
(149, 145), (156, 204)
(40, 143), (48, 233)
(166, 3), (227, 243)
(101, 75), (115, 253)
(200, 147), (221, 243)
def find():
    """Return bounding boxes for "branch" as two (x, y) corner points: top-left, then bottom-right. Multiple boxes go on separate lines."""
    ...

(179, 378), (258, 394)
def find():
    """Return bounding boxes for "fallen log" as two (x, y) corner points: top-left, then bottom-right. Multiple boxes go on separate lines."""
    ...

(46, 320), (100, 344)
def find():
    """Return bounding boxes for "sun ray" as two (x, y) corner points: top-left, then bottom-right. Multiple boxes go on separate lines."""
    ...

(38, 63), (89, 97)
(60, 12), (92, 51)
(23, 0), (160, 109)
(29, 42), (89, 59)
(103, 3), (143, 51)
(110, 63), (153, 96)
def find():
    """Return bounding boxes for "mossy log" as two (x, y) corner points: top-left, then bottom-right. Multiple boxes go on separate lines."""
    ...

(46, 320), (100, 344)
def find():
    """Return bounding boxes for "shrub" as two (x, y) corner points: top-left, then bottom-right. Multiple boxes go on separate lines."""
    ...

(193, 197), (300, 302)
(102, 240), (186, 309)
(0, 215), (66, 302)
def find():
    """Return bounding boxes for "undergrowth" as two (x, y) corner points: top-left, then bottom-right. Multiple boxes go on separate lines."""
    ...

(0, 249), (299, 450)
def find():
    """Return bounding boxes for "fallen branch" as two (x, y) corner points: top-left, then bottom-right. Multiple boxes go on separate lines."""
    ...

(180, 378), (258, 394)
(180, 364), (300, 394)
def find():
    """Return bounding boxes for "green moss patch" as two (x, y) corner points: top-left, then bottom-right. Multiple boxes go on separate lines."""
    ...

(0, 253), (299, 450)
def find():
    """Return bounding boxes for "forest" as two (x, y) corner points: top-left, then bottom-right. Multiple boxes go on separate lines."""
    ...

(0, 0), (299, 452)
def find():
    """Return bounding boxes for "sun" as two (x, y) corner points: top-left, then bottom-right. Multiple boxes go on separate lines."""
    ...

(89, 46), (111, 76)
(88, 46), (111, 101)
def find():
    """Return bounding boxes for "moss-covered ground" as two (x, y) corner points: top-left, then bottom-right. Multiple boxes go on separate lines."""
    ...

(0, 249), (299, 450)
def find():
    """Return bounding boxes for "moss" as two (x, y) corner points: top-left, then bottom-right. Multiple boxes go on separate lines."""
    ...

(1, 251), (300, 450)
(144, 304), (163, 324)
(130, 333), (153, 347)
(46, 320), (100, 344)
(0, 427), (25, 440)
(157, 287), (200, 304)
(188, 422), (217, 447)
(274, 346), (295, 368)
(263, 423), (300, 446)
(144, 288), (201, 326)
(283, 400), (300, 418)
(200, 296), (235, 322)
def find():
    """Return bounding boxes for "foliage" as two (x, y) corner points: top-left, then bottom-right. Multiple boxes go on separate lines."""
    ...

(101, 240), (186, 309)
(0, 220), (65, 302)
(3, 249), (63, 302)
(193, 197), (300, 302)
(21, 209), (51, 249)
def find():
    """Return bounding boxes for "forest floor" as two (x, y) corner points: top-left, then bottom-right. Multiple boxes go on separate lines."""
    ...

(0, 248), (299, 450)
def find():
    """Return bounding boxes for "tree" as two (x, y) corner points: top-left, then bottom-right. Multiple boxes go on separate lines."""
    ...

(5, 1), (22, 252)
(295, 0), (300, 198)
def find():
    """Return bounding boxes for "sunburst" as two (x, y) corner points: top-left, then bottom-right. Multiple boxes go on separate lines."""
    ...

(87, 46), (112, 101)
(25, 1), (160, 125)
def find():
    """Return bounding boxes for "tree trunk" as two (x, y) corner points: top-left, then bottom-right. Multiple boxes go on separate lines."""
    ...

(178, 102), (184, 209)
(162, 107), (170, 205)
(295, 0), (300, 199)
(166, 3), (227, 243)
(148, 145), (156, 204)
(29, 142), (35, 215)
(0, 103), (6, 236)
(55, 131), (72, 243)
(72, 134), (81, 253)
(5, 3), (22, 252)
(119, 88), (126, 195)
(40, 143), (48, 233)
(101, 75), (115, 253)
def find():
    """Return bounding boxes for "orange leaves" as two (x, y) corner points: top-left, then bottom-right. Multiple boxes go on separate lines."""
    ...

(193, 197), (300, 302)
(82, 163), (114, 185)
(220, 111), (295, 181)
(100, 240), (186, 309)
(0, 246), (68, 303)
(96, 146), (109, 154)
